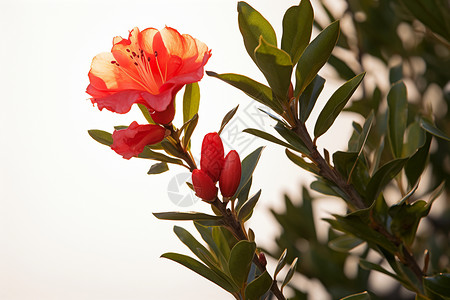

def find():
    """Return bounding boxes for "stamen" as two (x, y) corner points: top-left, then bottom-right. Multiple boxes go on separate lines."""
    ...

(126, 49), (131, 53)
(110, 60), (116, 64)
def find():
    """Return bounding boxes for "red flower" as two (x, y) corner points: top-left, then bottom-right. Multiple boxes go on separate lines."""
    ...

(192, 169), (218, 201)
(111, 121), (166, 159)
(87, 27), (211, 119)
(200, 132), (224, 182)
(219, 150), (241, 197)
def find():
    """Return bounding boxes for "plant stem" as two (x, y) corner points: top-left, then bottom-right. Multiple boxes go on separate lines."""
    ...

(211, 198), (286, 300)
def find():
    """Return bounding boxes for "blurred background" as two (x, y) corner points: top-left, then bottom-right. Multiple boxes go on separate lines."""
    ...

(1, 0), (448, 299)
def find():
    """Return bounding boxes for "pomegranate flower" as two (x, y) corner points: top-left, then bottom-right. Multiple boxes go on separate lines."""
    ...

(87, 27), (211, 118)
(112, 121), (167, 159)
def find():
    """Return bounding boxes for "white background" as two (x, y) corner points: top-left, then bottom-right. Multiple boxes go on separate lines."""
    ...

(0, 0), (353, 299)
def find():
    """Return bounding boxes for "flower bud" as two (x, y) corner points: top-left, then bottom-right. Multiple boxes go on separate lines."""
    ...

(258, 252), (267, 268)
(200, 132), (224, 182)
(151, 101), (175, 125)
(192, 169), (218, 202)
(219, 150), (241, 197)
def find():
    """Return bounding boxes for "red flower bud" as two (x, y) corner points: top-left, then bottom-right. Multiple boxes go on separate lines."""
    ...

(219, 150), (241, 197)
(200, 132), (224, 182)
(111, 121), (166, 159)
(258, 252), (267, 268)
(151, 100), (175, 125)
(192, 169), (218, 202)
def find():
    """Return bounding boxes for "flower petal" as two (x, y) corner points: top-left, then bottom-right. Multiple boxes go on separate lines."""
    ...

(90, 90), (143, 113)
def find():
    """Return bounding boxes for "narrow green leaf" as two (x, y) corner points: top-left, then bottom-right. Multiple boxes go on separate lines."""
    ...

(173, 226), (217, 268)
(285, 149), (319, 175)
(228, 241), (256, 287)
(161, 252), (238, 293)
(314, 72), (365, 139)
(212, 227), (232, 260)
(274, 122), (310, 154)
(182, 113), (199, 149)
(161, 139), (184, 158)
(389, 64), (403, 84)
(236, 177), (252, 211)
(114, 125), (128, 130)
(298, 74), (326, 122)
(237, 1), (277, 63)
(420, 118), (450, 141)
(153, 212), (223, 221)
(219, 105), (239, 135)
(328, 235), (364, 252)
(423, 273), (450, 299)
(403, 121), (426, 157)
(137, 103), (155, 124)
(254, 37), (293, 101)
(206, 71), (282, 114)
(328, 54), (357, 80)
(274, 249), (288, 280)
(232, 147), (264, 200)
(366, 158), (408, 203)
(340, 291), (372, 300)
(237, 190), (262, 221)
(138, 147), (184, 165)
(244, 128), (298, 151)
(183, 82), (200, 123)
(194, 222), (229, 269)
(245, 271), (273, 300)
(281, 257), (298, 290)
(295, 20), (340, 95)
(147, 162), (169, 175)
(88, 129), (113, 146)
(281, 0), (313, 65)
(405, 133), (432, 187)
(359, 259), (408, 285)
(387, 81), (408, 157)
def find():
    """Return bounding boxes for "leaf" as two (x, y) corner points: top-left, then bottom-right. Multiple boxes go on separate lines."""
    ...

(243, 128), (299, 151)
(206, 72), (283, 114)
(137, 103), (155, 124)
(218, 105), (239, 135)
(365, 158), (408, 203)
(359, 259), (409, 286)
(314, 72), (365, 139)
(405, 133), (432, 187)
(161, 139), (184, 158)
(138, 147), (184, 165)
(236, 177), (253, 211)
(274, 249), (288, 280)
(245, 271), (272, 300)
(387, 81), (408, 158)
(298, 74), (326, 122)
(237, 1), (277, 64)
(285, 149), (319, 175)
(328, 235), (364, 252)
(420, 118), (450, 141)
(228, 241), (256, 287)
(194, 222), (229, 269)
(281, 257), (298, 290)
(147, 162), (169, 175)
(295, 20), (340, 95)
(389, 64), (403, 84)
(88, 129), (113, 146)
(182, 113), (199, 150)
(281, 0), (313, 65)
(340, 291), (372, 300)
(274, 122), (310, 154)
(423, 273), (450, 299)
(183, 82), (200, 124)
(212, 227), (232, 261)
(254, 37), (293, 101)
(237, 190), (262, 221)
(161, 252), (238, 293)
(232, 147), (264, 200)
(328, 54), (357, 81)
(153, 212), (223, 221)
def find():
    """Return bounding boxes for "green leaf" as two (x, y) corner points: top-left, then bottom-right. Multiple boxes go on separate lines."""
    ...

(295, 20), (340, 95)
(194, 222), (229, 269)
(281, 0), (313, 65)
(228, 241), (256, 287)
(420, 118), (450, 141)
(328, 54), (357, 81)
(161, 252), (238, 293)
(310, 179), (342, 198)
(314, 72), (365, 139)
(137, 103), (155, 124)
(404, 121), (426, 157)
(237, 190), (262, 222)
(285, 149), (319, 175)
(232, 147), (264, 200)
(147, 162), (169, 175)
(173, 226), (217, 268)
(328, 235), (364, 252)
(153, 212), (223, 221)
(236, 177), (253, 211)
(161, 139), (184, 158)
(424, 273), (450, 299)
(182, 113), (199, 150)
(218, 105), (239, 135)
(88, 129), (113, 146)
(298, 74), (326, 122)
(274, 249), (288, 280)
(183, 82), (200, 124)
(243, 128), (299, 151)
(340, 291), (372, 300)
(237, 1), (277, 64)
(405, 133), (432, 187)
(254, 37), (293, 101)
(212, 227), (232, 261)
(206, 72), (283, 114)
(245, 270), (272, 300)
(389, 64), (403, 84)
(281, 257), (298, 290)
(274, 122), (310, 154)
(387, 81), (408, 158)
(138, 147), (184, 165)
(365, 158), (408, 203)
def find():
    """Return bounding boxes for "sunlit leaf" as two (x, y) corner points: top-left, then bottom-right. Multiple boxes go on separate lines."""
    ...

(232, 147), (264, 200)
(219, 105), (239, 135)
(183, 82), (200, 124)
